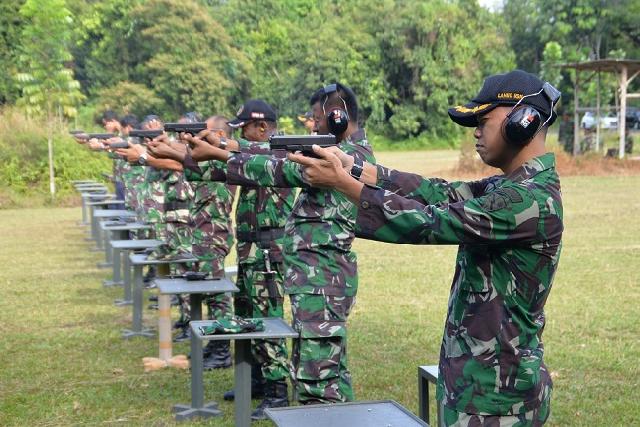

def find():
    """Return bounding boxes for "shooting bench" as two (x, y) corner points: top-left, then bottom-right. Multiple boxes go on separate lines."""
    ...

(148, 277), (239, 370)
(90, 209), (136, 250)
(418, 365), (442, 427)
(111, 239), (163, 306)
(124, 253), (197, 339)
(265, 400), (428, 427)
(101, 223), (152, 286)
(173, 318), (297, 426)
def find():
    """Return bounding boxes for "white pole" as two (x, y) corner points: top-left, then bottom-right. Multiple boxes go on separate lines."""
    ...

(619, 65), (628, 159)
(48, 132), (55, 198)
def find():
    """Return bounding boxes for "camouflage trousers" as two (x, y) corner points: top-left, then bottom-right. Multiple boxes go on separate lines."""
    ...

(443, 389), (551, 427)
(165, 220), (192, 267)
(234, 260), (289, 383)
(290, 293), (355, 404)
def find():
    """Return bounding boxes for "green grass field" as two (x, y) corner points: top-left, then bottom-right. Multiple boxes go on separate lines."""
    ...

(0, 151), (638, 426)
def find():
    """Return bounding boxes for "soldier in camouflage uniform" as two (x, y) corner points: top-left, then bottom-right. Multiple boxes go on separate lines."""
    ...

(161, 113), (201, 262)
(187, 84), (375, 406)
(101, 110), (126, 210)
(290, 71), (563, 426)
(149, 116), (237, 352)
(116, 114), (142, 212)
(137, 115), (168, 246)
(183, 101), (296, 419)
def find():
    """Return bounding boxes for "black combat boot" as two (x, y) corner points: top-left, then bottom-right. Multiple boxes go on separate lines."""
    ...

(223, 364), (265, 401)
(251, 380), (289, 420)
(203, 340), (232, 369)
(143, 266), (156, 283)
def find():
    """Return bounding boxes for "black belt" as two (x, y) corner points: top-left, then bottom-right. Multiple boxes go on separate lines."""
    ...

(237, 228), (285, 245)
(164, 201), (190, 211)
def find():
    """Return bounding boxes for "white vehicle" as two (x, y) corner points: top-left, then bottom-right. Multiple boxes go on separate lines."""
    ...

(581, 112), (618, 129)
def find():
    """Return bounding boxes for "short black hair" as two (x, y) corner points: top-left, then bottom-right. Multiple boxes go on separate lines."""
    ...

(120, 114), (139, 128)
(101, 110), (118, 123)
(181, 111), (202, 123)
(310, 82), (358, 123)
(141, 114), (162, 127)
(207, 115), (232, 137)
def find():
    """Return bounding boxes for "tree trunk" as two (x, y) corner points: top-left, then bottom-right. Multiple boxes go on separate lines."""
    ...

(48, 131), (55, 199)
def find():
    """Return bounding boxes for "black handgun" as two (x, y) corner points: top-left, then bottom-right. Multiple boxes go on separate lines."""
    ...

(108, 141), (131, 149)
(269, 134), (337, 157)
(163, 122), (208, 135)
(87, 133), (116, 140)
(69, 130), (85, 135)
(129, 129), (163, 140)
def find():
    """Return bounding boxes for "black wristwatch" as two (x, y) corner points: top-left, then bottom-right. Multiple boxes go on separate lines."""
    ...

(350, 157), (364, 181)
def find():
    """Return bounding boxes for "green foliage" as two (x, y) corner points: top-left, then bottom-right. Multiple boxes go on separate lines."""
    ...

(15, 0), (84, 119)
(0, 0), (638, 149)
(0, 107), (110, 207)
(94, 81), (163, 119)
(0, 0), (25, 105)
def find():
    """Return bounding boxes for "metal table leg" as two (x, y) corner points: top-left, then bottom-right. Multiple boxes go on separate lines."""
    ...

(122, 263), (153, 338)
(173, 332), (220, 420)
(235, 339), (252, 427)
(79, 196), (88, 225)
(98, 228), (113, 268)
(104, 247), (123, 287)
(191, 294), (203, 321)
(114, 251), (132, 305)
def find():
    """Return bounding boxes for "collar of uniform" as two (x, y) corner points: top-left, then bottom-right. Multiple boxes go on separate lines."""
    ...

(344, 128), (366, 144)
(506, 152), (556, 182)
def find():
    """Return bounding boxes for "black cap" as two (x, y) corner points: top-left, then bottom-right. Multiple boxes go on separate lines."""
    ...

(228, 99), (277, 128)
(448, 70), (558, 128)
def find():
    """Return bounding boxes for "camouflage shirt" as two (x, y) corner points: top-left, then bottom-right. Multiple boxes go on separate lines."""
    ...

(226, 129), (376, 296)
(356, 153), (563, 415)
(183, 160), (236, 256)
(164, 170), (193, 224)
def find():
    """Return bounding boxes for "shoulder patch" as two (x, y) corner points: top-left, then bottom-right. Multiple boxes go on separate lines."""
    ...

(497, 187), (523, 203)
(482, 191), (510, 212)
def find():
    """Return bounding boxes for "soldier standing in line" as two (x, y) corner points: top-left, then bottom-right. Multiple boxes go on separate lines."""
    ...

(289, 70), (564, 426)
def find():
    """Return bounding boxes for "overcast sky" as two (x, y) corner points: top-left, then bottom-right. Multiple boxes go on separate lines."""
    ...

(478, 0), (504, 12)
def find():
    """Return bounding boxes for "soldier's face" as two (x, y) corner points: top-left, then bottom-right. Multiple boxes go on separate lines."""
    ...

(311, 102), (329, 135)
(474, 107), (514, 168)
(241, 121), (269, 142)
(143, 119), (163, 130)
(104, 119), (120, 133)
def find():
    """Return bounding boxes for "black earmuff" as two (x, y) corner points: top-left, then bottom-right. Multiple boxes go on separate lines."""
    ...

(501, 82), (560, 147)
(502, 105), (542, 147)
(323, 83), (349, 135)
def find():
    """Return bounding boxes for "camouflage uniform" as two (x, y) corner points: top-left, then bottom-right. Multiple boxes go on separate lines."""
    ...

(187, 139), (296, 383)
(355, 153), (563, 423)
(163, 170), (194, 261)
(183, 160), (236, 319)
(109, 153), (127, 209)
(226, 129), (375, 404)
(142, 166), (168, 242)
(121, 138), (146, 213)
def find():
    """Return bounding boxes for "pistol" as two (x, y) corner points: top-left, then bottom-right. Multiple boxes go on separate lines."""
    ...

(129, 129), (163, 140)
(269, 134), (337, 157)
(164, 122), (208, 135)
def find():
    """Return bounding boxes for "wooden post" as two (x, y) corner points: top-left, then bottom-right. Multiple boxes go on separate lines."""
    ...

(573, 70), (580, 156)
(619, 65), (628, 159)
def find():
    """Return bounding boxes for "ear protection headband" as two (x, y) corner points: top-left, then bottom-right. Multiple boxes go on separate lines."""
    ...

(502, 82), (561, 146)
(322, 83), (350, 135)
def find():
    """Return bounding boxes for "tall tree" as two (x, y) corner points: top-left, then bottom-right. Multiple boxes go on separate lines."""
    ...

(15, 0), (83, 198)
(0, 0), (26, 104)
